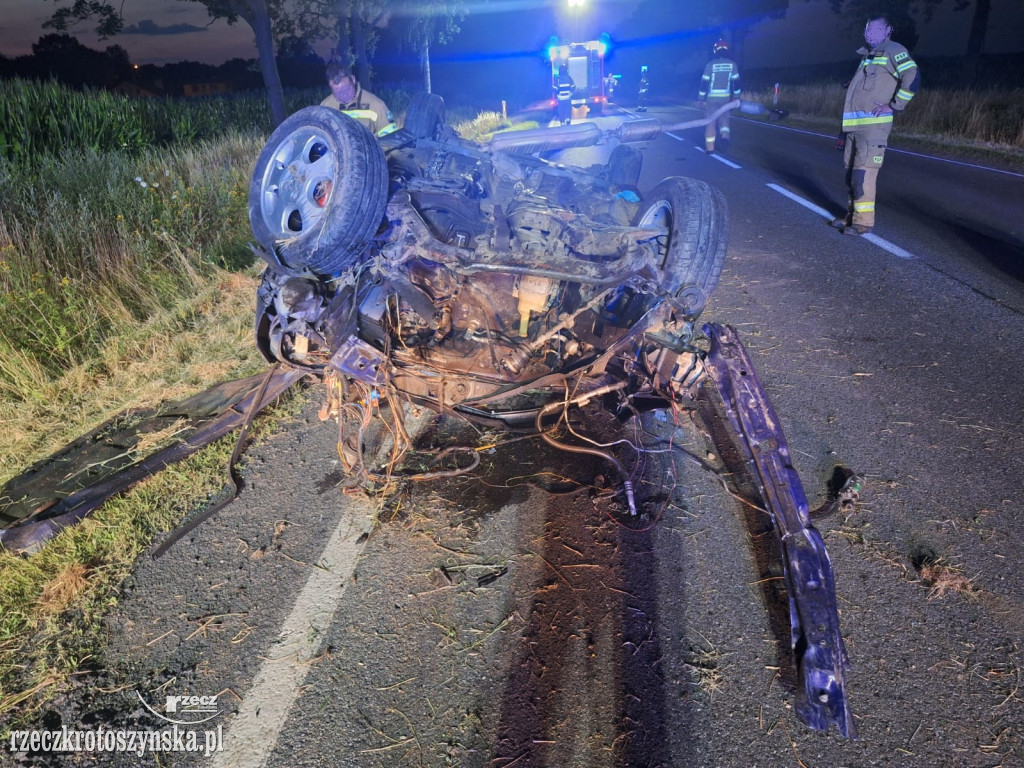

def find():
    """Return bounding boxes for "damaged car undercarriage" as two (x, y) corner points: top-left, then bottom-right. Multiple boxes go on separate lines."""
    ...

(0, 96), (854, 738)
(245, 95), (857, 737)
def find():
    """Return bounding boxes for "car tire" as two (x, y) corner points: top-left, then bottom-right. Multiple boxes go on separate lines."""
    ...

(403, 92), (447, 140)
(249, 106), (388, 276)
(632, 176), (727, 316)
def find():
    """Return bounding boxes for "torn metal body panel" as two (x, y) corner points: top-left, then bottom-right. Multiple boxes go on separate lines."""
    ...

(0, 368), (304, 555)
(704, 323), (856, 738)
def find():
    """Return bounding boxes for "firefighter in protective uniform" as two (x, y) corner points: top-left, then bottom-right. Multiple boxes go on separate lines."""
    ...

(554, 64), (576, 125)
(698, 39), (741, 153)
(637, 66), (650, 112)
(321, 61), (398, 139)
(833, 15), (919, 235)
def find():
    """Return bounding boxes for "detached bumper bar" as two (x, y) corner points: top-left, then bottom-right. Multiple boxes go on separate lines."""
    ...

(704, 323), (856, 738)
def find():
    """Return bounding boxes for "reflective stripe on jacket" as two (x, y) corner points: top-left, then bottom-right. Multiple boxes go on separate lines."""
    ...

(699, 58), (741, 99)
(320, 87), (398, 137)
(842, 39), (918, 131)
(554, 74), (575, 101)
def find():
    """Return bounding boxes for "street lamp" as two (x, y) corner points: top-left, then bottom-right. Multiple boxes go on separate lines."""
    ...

(567, 0), (586, 41)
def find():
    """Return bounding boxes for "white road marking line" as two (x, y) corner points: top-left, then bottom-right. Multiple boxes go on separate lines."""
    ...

(766, 183), (834, 219)
(665, 132), (742, 168)
(709, 153), (741, 169)
(862, 233), (915, 259)
(766, 183), (916, 260)
(740, 116), (1024, 178)
(210, 498), (372, 768)
(885, 146), (1024, 177)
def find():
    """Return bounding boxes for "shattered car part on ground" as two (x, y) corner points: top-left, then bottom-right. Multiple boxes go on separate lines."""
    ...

(0, 368), (305, 555)
(246, 94), (856, 736)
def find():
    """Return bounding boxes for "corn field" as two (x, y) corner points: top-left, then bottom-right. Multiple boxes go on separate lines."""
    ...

(0, 79), (324, 164)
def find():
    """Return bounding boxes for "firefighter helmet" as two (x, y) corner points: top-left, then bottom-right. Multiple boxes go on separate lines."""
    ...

(713, 39), (729, 55)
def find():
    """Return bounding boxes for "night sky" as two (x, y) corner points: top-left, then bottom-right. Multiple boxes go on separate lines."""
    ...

(2, 0), (1022, 69)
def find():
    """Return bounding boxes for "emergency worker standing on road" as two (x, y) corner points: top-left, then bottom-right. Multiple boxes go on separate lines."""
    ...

(554, 64), (576, 125)
(604, 73), (617, 103)
(697, 39), (741, 154)
(321, 61), (397, 138)
(637, 66), (650, 111)
(833, 15), (919, 235)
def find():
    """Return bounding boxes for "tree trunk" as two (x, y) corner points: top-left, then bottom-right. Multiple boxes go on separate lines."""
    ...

(965, 0), (991, 86)
(732, 26), (748, 69)
(352, 14), (370, 86)
(421, 39), (432, 93)
(334, 6), (352, 64)
(240, 0), (287, 127)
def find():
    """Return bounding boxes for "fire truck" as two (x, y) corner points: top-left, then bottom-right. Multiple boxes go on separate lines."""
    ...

(547, 38), (607, 117)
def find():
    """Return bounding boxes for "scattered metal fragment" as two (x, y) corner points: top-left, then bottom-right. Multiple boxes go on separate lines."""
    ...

(0, 367), (305, 555)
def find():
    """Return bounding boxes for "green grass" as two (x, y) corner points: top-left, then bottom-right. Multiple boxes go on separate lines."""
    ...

(0, 130), (274, 492)
(0, 131), (261, 389)
(0, 78), (325, 163)
(0, 84), (282, 728)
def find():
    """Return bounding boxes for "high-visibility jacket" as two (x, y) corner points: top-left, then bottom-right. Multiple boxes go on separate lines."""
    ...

(699, 57), (741, 99)
(554, 73), (575, 102)
(321, 86), (398, 138)
(842, 39), (919, 132)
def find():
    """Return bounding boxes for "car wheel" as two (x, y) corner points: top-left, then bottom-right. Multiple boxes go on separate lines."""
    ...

(633, 176), (727, 316)
(403, 92), (447, 140)
(249, 106), (388, 276)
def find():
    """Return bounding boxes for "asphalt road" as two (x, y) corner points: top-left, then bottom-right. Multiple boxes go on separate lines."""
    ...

(629, 99), (1024, 557)
(648, 102), (1024, 313)
(41, 105), (1024, 768)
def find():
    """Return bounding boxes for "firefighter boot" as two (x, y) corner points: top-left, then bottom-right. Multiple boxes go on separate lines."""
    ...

(718, 122), (731, 153)
(845, 167), (878, 235)
(843, 224), (873, 236)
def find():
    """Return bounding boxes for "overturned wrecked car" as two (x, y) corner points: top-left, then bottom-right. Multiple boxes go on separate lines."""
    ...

(247, 94), (856, 738)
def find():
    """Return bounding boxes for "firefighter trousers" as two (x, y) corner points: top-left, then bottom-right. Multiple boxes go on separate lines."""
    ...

(556, 97), (572, 125)
(842, 129), (889, 228)
(704, 96), (732, 150)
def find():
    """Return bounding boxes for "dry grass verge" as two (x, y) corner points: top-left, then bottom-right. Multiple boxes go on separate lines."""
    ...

(0, 267), (292, 727)
(743, 82), (1024, 162)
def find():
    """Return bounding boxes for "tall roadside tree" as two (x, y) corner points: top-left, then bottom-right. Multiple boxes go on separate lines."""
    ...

(44, 0), (290, 126)
(316, 1), (390, 87)
(612, 0), (789, 82)
(704, 0), (789, 66)
(827, 0), (992, 84)
(825, 0), (939, 51)
(954, 0), (992, 84)
(185, 0), (287, 125)
(392, 0), (465, 93)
